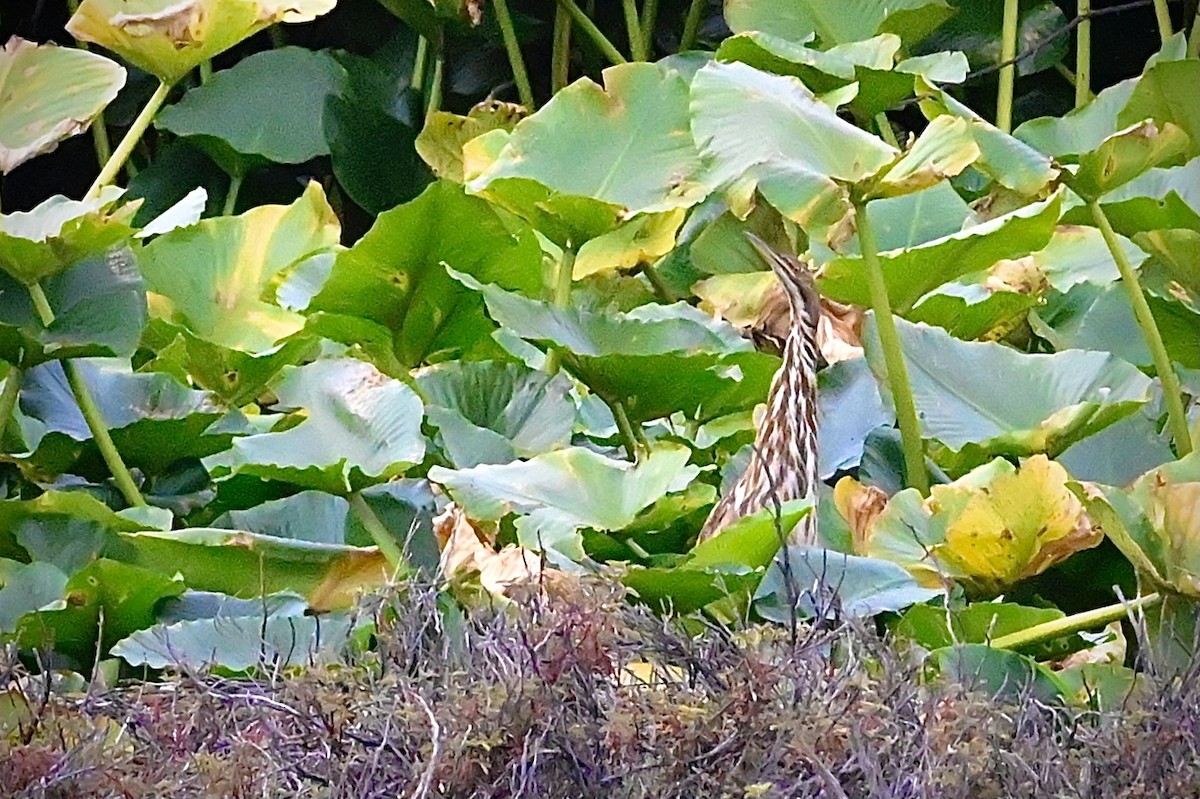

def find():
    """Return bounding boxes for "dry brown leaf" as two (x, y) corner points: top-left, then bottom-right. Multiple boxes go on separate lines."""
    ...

(833, 476), (889, 554)
(435, 504), (562, 597)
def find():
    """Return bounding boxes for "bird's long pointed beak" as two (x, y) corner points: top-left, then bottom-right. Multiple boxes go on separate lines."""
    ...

(743, 232), (780, 267)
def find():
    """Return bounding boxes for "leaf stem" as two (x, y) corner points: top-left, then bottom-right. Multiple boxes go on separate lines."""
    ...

(349, 492), (407, 573)
(0, 366), (23, 451)
(223, 173), (242, 216)
(426, 39), (445, 120)
(857, 203), (928, 495)
(412, 35), (429, 90)
(622, 0), (646, 60)
(874, 112), (899, 148)
(65, 0), (115, 176)
(1091, 201), (1193, 455)
(28, 282), (146, 506)
(493, 0), (535, 108)
(640, 0), (659, 57)
(1076, 0), (1092, 108)
(552, 4), (573, 93)
(1189, 4), (1200, 58)
(680, 0), (705, 50)
(610, 398), (644, 460)
(199, 60), (213, 84)
(996, 0), (1019, 132)
(991, 592), (1161, 651)
(87, 80), (172, 200)
(1152, 0), (1173, 43)
(544, 247), (576, 375)
(555, 0), (628, 65)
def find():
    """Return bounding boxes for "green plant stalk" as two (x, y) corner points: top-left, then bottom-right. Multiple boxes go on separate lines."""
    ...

(426, 42), (445, 120)
(349, 492), (407, 573)
(28, 282), (146, 506)
(1189, 4), (1200, 58)
(857, 203), (929, 494)
(996, 0), (1019, 132)
(223, 173), (242, 216)
(87, 80), (172, 200)
(1152, 0), (1173, 43)
(874, 112), (899, 148)
(544, 247), (576, 375)
(492, 0), (536, 108)
(680, 0), (705, 50)
(610, 398), (644, 460)
(1076, 0), (1091, 108)
(640, 0), (659, 57)
(65, 0), (116, 176)
(1092, 201), (1193, 455)
(991, 592), (1161, 651)
(552, 5), (573, 93)
(555, 0), (628, 65)
(0, 366), (23, 450)
(199, 59), (213, 84)
(622, 0), (646, 60)
(412, 35), (429, 91)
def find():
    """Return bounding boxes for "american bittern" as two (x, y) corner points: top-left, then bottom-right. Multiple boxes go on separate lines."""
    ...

(698, 234), (821, 545)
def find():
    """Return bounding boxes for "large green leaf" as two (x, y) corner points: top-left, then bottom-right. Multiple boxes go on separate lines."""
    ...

(1068, 120), (1191, 202)
(0, 248), (146, 367)
(895, 601), (1069, 651)
(1117, 59), (1200, 160)
(452, 269), (780, 424)
(430, 445), (697, 564)
(303, 181), (542, 368)
(0, 560), (70, 635)
(867, 317), (1153, 471)
(415, 360), (574, 468)
(67, 0), (336, 83)
(932, 644), (1067, 703)
(0, 37), (125, 174)
(1064, 157), (1200, 236)
(155, 47), (344, 173)
(0, 490), (149, 563)
(203, 358), (426, 493)
(819, 191), (1061, 312)
(724, 0), (953, 47)
(817, 357), (891, 478)
(139, 181), (340, 353)
(0, 187), (136, 285)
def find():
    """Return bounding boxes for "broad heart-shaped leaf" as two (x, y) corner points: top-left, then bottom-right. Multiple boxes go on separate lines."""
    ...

(140, 181), (339, 353)
(0, 37), (125, 174)
(865, 317), (1152, 473)
(1067, 120), (1191, 202)
(918, 0), (1067, 76)
(203, 358), (426, 494)
(690, 61), (897, 243)
(18, 358), (246, 476)
(465, 62), (708, 244)
(416, 100), (526, 183)
(755, 547), (942, 623)
(155, 47), (344, 172)
(66, 0), (336, 83)
(0, 490), (150, 565)
(451, 270), (780, 424)
(430, 445), (698, 565)
(0, 186), (136, 285)
(1074, 452), (1200, 597)
(303, 181), (542, 369)
(724, 0), (952, 48)
(1117, 59), (1200, 161)
(414, 360), (574, 468)
(818, 191), (1062, 312)
(0, 248), (146, 367)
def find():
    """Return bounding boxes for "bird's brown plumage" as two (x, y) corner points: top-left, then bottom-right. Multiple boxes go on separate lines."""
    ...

(698, 234), (821, 545)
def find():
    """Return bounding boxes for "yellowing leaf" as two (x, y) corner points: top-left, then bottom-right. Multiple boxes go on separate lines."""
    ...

(573, 210), (685, 279)
(415, 100), (526, 183)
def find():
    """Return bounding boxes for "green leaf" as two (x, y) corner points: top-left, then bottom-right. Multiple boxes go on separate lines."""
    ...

(895, 601), (1067, 650)
(1066, 156), (1200, 236)
(873, 115), (980, 197)
(0, 490), (150, 564)
(819, 191), (1062, 312)
(931, 643), (1067, 703)
(0, 37), (125, 174)
(0, 186), (137, 285)
(0, 560), (69, 635)
(204, 358), (426, 494)
(918, 0), (1067, 76)
(1117, 59), (1200, 160)
(139, 181), (340, 353)
(155, 47), (344, 173)
(430, 445), (697, 565)
(867, 317), (1153, 472)
(1069, 120), (1191, 201)
(66, 0), (337, 83)
(724, 0), (952, 47)
(415, 360), (575, 468)
(304, 181), (543, 368)
(18, 358), (245, 476)
(416, 100), (526, 183)
(818, 357), (891, 478)
(0, 248), (146, 367)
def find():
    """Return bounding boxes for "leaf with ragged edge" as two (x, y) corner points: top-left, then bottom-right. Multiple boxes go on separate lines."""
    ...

(872, 115), (980, 197)
(466, 63), (708, 245)
(416, 100), (525, 183)
(819, 191), (1061, 312)
(1068, 120), (1191, 202)
(451, 269), (780, 424)
(139, 181), (339, 353)
(17, 358), (245, 477)
(0, 248), (146, 367)
(690, 61), (897, 244)
(1073, 451), (1200, 597)
(1117, 59), (1200, 161)
(415, 360), (574, 468)
(1064, 157), (1200, 236)
(204, 358), (425, 494)
(0, 37), (125, 174)
(430, 445), (697, 565)
(302, 181), (542, 368)
(864, 317), (1152, 473)
(0, 186), (136, 285)
(724, 0), (952, 48)
(66, 0), (336, 83)
(155, 47), (345, 174)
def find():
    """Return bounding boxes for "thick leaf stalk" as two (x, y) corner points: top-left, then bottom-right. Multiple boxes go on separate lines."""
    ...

(0, 366), (22, 449)
(996, 0), (1019, 132)
(1091, 201), (1193, 455)
(622, 0), (646, 60)
(493, 0), (535, 108)
(1152, 0), (1173, 43)
(857, 205), (930, 495)
(640, 0), (659, 58)
(1076, 0), (1092, 108)
(680, 0), (705, 51)
(990, 592), (1161, 651)
(349, 493), (407, 572)
(27, 282), (146, 506)
(87, 80), (172, 200)
(544, 247), (576, 376)
(552, 5), (573, 93)
(555, 0), (628, 66)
